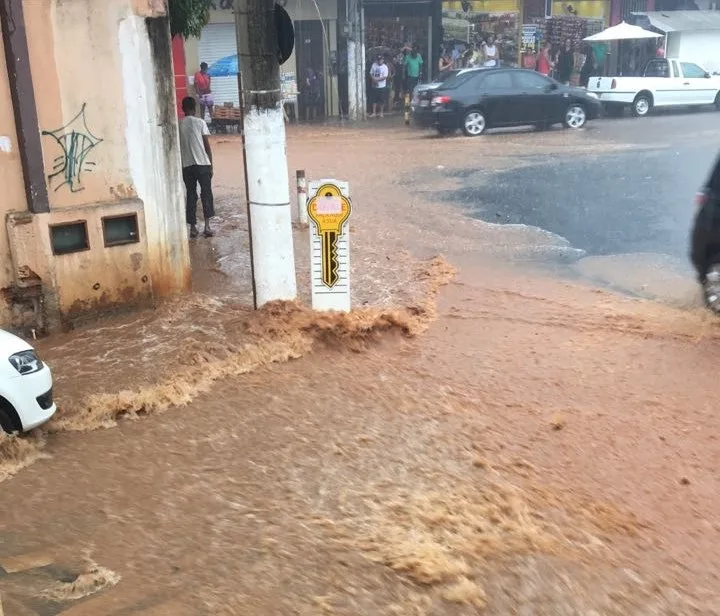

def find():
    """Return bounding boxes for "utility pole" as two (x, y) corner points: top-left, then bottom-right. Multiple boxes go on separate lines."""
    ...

(346, 0), (365, 121)
(236, 0), (297, 308)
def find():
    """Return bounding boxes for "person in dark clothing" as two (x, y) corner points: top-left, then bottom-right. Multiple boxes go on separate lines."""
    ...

(556, 39), (574, 85)
(304, 67), (321, 121)
(579, 44), (595, 87)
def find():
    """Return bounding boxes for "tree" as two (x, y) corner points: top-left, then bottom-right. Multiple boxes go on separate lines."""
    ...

(168, 0), (211, 39)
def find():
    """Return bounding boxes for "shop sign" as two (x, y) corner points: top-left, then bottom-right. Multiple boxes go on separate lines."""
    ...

(307, 180), (352, 312)
(521, 24), (539, 53)
(280, 73), (298, 101)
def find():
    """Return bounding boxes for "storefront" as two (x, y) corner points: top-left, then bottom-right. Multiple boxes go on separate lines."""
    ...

(183, 0), (339, 120)
(362, 0), (441, 110)
(518, 0), (609, 80)
(442, 0), (521, 69)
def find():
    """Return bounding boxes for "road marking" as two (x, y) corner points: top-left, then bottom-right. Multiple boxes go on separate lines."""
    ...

(0, 552), (54, 574)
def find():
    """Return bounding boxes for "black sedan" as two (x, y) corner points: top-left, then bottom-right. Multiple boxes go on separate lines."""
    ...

(413, 67), (602, 136)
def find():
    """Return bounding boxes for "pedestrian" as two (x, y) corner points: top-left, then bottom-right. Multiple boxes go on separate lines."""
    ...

(451, 45), (462, 69)
(438, 48), (453, 74)
(179, 96), (214, 239)
(483, 35), (499, 67)
(464, 42), (483, 68)
(536, 41), (554, 77)
(556, 39), (574, 85)
(369, 54), (389, 118)
(579, 44), (595, 88)
(404, 44), (424, 94)
(303, 67), (321, 122)
(194, 62), (214, 121)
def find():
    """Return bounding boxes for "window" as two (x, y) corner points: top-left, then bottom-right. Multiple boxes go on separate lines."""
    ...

(481, 71), (513, 90)
(644, 60), (669, 78)
(102, 213), (140, 247)
(50, 221), (90, 255)
(681, 63), (707, 79)
(512, 71), (551, 90)
(442, 70), (482, 89)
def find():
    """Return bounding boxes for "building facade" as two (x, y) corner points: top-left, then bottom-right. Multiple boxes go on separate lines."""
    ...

(184, 0), (340, 120)
(0, 0), (190, 335)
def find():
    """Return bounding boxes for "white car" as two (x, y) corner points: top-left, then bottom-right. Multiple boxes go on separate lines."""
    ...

(0, 329), (56, 433)
(588, 58), (720, 117)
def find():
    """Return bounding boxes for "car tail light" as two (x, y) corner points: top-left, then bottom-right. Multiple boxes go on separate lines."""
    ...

(432, 95), (451, 106)
(611, 79), (617, 89)
(696, 191), (709, 208)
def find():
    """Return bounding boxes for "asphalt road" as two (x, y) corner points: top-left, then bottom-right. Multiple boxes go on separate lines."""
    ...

(444, 111), (719, 260)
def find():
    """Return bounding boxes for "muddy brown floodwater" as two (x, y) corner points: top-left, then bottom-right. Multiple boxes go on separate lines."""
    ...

(2, 121), (720, 615)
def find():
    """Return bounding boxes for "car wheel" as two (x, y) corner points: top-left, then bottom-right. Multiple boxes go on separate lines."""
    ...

(631, 93), (652, 117)
(0, 398), (22, 434)
(704, 263), (720, 314)
(462, 109), (487, 137)
(563, 105), (586, 129)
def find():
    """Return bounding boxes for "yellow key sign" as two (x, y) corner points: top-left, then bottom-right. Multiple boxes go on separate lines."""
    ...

(307, 183), (352, 289)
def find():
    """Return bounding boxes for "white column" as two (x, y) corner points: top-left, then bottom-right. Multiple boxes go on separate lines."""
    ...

(360, 5), (367, 119)
(244, 104), (297, 306)
(348, 37), (358, 120)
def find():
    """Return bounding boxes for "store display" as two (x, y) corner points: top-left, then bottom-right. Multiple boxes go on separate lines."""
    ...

(441, 11), (520, 68)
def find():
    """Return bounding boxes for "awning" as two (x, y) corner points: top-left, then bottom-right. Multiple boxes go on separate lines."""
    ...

(632, 10), (720, 33)
(583, 21), (661, 42)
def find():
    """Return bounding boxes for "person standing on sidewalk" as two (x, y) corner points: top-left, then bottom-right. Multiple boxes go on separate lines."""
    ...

(536, 42), (554, 77)
(179, 97), (214, 239)
(369, 55), (389, 118)
(404, 44), (424, 94)
(557, 39), (575, 85)
(194, 62), (214, 121)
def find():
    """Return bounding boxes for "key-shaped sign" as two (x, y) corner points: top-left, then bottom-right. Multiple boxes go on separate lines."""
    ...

(307, 183), (352, 289)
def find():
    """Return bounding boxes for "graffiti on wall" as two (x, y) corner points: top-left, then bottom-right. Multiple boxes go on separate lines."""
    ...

(42, 104), (103, 193)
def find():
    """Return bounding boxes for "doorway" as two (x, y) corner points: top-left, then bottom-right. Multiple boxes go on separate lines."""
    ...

(294, 20), (327, 121)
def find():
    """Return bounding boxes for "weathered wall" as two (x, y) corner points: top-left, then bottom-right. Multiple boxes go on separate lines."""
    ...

(0, 28), (28, 327)
(0, 0), (190, 332)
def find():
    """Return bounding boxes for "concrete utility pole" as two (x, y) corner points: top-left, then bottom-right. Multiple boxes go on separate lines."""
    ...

(235, 0), (297, 308)
(346, 0), (365, 121)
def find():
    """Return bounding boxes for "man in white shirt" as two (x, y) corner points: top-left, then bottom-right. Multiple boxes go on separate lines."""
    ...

(369, 55), (389, 118)
(483, 36), (499, 68)
(179, 96), (214, 238)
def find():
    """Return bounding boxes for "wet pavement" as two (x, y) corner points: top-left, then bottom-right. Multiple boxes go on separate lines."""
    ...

(2, 111), (720, 614)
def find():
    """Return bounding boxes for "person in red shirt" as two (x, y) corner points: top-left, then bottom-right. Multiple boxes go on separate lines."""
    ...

(194, 62), (214, 121)
(536, 42), (554, 76)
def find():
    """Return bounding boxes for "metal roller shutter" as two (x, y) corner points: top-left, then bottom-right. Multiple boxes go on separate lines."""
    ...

(198, 23), (240, 109)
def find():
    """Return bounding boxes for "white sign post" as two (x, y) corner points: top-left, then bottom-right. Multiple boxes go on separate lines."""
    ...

(307, 179), (352, 312)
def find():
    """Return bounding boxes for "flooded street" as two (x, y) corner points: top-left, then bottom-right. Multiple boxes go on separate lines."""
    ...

(3, 113), (720, 614)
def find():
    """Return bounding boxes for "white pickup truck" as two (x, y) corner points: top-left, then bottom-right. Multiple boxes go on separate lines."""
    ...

(588, 58), (720, 117)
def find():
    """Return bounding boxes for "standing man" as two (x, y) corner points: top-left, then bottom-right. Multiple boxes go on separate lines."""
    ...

(369, 55), (389, 118)
(483, 35), (499, 67)
(404, 44), (424, 94)
(194, 62), (214, 121)
(557, 39), (575, 85)
(179, 97), (214, 239)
